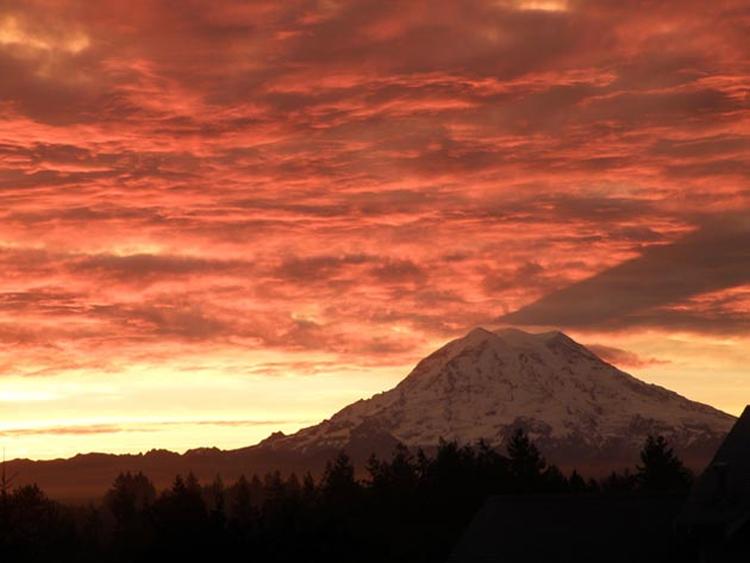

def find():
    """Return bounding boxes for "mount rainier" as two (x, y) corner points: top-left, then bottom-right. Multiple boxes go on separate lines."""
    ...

(260, 327), (735, 470)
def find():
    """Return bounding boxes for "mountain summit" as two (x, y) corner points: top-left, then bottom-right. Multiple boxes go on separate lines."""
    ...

(262, 327), (735, 469)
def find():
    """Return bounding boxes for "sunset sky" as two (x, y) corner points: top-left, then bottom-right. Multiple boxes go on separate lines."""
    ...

(1, 0), (749, 460)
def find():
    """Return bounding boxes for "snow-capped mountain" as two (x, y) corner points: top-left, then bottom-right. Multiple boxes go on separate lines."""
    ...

(261, 328), (735, 469)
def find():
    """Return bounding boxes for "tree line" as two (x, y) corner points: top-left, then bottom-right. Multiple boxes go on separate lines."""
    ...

(0, 431), (693, 562)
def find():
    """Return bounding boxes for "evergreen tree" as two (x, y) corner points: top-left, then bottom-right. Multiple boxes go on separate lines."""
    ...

(506, 429), (546, 491)
(151, 473), (209, 557)
(207, 474), (226, 527)
(2, 485), (76, 562)
(389, 444), (418, 491)
(185, 472), (203, 497)
(321, 451), (359, 503)
(104, 472), (156, 528)
(474, 439), (510, 494)
(601, 469), (637, 493)
(262, 470), (288, 530)
(429, 440), (473, 491)
(301, 471), (317, 503)
(250, 474), (264, 505)
(103, 472), (156, 559)
(230, 474), (256, 527)
(368, 444), (418, 495)
(286, 473), (302, 498)
(568, 470), (588, 493)
(541, 464), (567, 492)
(636, 435), (692, 493)
(263, 470), (285, 505)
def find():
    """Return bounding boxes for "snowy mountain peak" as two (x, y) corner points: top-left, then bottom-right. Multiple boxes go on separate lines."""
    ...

(263, 327), (735, 469)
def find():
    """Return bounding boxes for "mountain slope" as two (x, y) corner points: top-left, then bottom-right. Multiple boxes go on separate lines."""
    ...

(260, 328), (735, 469)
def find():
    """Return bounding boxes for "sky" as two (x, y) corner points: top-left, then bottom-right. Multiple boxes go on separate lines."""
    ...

(1, 0), (749, 460)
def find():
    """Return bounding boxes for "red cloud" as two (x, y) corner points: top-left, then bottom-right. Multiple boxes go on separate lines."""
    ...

(0, 0), (747, 383)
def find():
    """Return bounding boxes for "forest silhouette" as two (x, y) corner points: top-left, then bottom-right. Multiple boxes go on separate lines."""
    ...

(0, 431), (708, 562)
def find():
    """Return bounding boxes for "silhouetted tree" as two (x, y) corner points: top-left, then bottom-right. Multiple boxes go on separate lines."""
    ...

(206, 474), (226, 538)
(301, 471), (317, 503)
(104, 472), (155, 528)
(636, 435), (692, 493)
(103, 472), (155, 560)
(151, 474), (209, 558)
(321, 452), (359, 505)
(286, 473), (301, 497)
(601, 469), (637, 493)
(262, 470), (284, 513)
(262, 469), (299, 541)
(0, 485), (76, 562)
(0, 436), (705, 563)
(507, 429), (546, 491)
(224, 474), (257, 555)
(569, 470), (588, 493)
(427, 440), (475, 492)
(542, 464), (568, 492)
(474, 439), (511, 494)
(185, 472), (203, 497)
(368, 444), (419, 497)
(207, 474), (225, 511)
(250, 474), (264, 505)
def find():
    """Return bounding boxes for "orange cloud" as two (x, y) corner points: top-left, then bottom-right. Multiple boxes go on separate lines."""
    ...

(1, 0), (748, 458)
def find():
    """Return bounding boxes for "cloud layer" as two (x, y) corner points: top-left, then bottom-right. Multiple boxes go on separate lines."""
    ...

(503, 216), (750, 332)
(1, 0), (749, 456)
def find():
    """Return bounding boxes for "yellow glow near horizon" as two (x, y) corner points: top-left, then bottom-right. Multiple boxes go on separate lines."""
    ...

(0, 349), (411, 460)
(0, 331), (747, 461)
